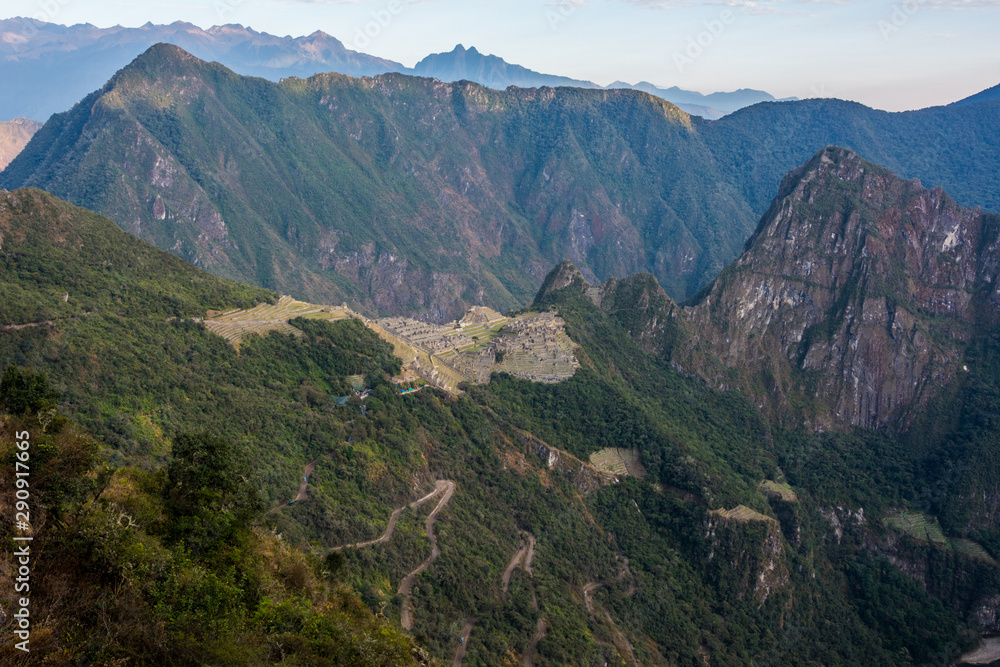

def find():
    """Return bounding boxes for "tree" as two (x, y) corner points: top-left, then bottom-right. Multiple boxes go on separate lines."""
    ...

(0, 364), (59, 416)
(164, 432), (266, 555)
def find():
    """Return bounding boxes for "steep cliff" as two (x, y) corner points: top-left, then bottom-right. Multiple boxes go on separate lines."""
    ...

(1, 43), (757, 320)
(593, 147), (1000, 431)
(684, 147), (1000, 429)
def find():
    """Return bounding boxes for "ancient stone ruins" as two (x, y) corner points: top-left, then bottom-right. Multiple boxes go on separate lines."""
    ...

(203, 300), (579, 394)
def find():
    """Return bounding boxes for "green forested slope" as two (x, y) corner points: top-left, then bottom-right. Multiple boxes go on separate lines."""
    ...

(1, 188), (996, 664)
(0, 44), (754, 316)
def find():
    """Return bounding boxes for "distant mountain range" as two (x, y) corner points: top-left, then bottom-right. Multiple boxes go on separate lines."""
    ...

(4, 44), (999, 322)
(0, 18), (789, 121)
(0, 19), (402, 121)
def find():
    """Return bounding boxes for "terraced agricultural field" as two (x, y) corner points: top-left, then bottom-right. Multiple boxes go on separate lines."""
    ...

(884, 512), (996, 562)
(885, 512), (948, 545)
(452, 320), (510, 351)
(952, 539), (997, 564)
(759, 480), (797, 502)
(710, 505), (776, 524)
(204, 296), (353, 348)
(589, 448), (645, 478)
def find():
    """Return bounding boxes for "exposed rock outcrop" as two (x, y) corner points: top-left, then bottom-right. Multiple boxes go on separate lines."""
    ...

(681, 146), (1000, 430)
(565, 147), (1000, 431)
(0, 118), (42, 171)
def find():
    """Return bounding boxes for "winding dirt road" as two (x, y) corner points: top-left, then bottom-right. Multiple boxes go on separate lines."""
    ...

(582, 581), (637, 666)
(502, 532), (537, 599)
(398, 480), (456, 630)
(523, 618), (548, 667)
(333, 482), (450, 551)
(452, 616), (476, 667)
(332, 506), (405, 551)
(268, 458), (319, 514)
(295, 460), (317, 501)
(582, 582), (601, 616)
(499, 531), (547, 666)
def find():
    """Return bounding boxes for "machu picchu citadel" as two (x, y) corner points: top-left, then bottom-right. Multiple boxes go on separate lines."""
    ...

(203, 299), (579, 394)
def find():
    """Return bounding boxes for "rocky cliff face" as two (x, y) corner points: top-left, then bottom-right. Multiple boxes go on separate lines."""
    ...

(705, 508), (790, 605)
(0, 118), (42, 171)
(684, 147), (1000, 429)
(588, 147), (1000, 431)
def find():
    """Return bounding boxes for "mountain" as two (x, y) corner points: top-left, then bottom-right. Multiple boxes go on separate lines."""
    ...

(952, 83), (1000, 107)
(413, 44), (598, 91)
(600, 146), (1000, 432)
(6, 44), (1000, 323)
(0, 188), (430, 663)
(608, 81), (796, 120)
(3, 186), (998, 665)
(0, 18), (406, 121)
(0, 43), (759, 319)
(699, 97), (1000, 218)
(0, 117), (41, 170)
(0, 18), (795, 123)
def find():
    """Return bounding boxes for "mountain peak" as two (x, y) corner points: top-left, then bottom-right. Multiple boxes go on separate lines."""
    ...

(680, 147), (996, 430)
(137, 41), (197, 63)
(118, 42), (207, 79)
(535, 261), (590, 303)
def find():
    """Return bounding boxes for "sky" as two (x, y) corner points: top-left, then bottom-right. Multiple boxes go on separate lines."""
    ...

(4, 0), (999, 111)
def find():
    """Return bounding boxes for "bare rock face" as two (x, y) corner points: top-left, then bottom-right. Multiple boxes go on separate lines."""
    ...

(572, 146), (1000, 431)
(0, 118), (43, 171)
(680, 146), (1000, 430)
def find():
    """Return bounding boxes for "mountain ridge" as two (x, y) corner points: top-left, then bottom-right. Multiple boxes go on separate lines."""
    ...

(0, 18), (796, 122)
(1, 43), (758, 319)
(6, 43), (1000, 325)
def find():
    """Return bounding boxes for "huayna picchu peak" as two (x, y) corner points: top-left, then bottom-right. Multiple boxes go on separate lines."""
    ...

(550, 146), (1000, 431)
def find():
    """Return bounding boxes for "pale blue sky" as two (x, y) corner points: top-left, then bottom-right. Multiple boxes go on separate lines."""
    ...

(5, 0), (999, 111)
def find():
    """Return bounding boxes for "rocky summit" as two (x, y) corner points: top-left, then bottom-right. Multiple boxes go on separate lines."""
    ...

(592, 147), (1000, 430)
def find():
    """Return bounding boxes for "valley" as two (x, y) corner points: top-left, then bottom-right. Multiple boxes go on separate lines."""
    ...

(1, 25), (1000, 662)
